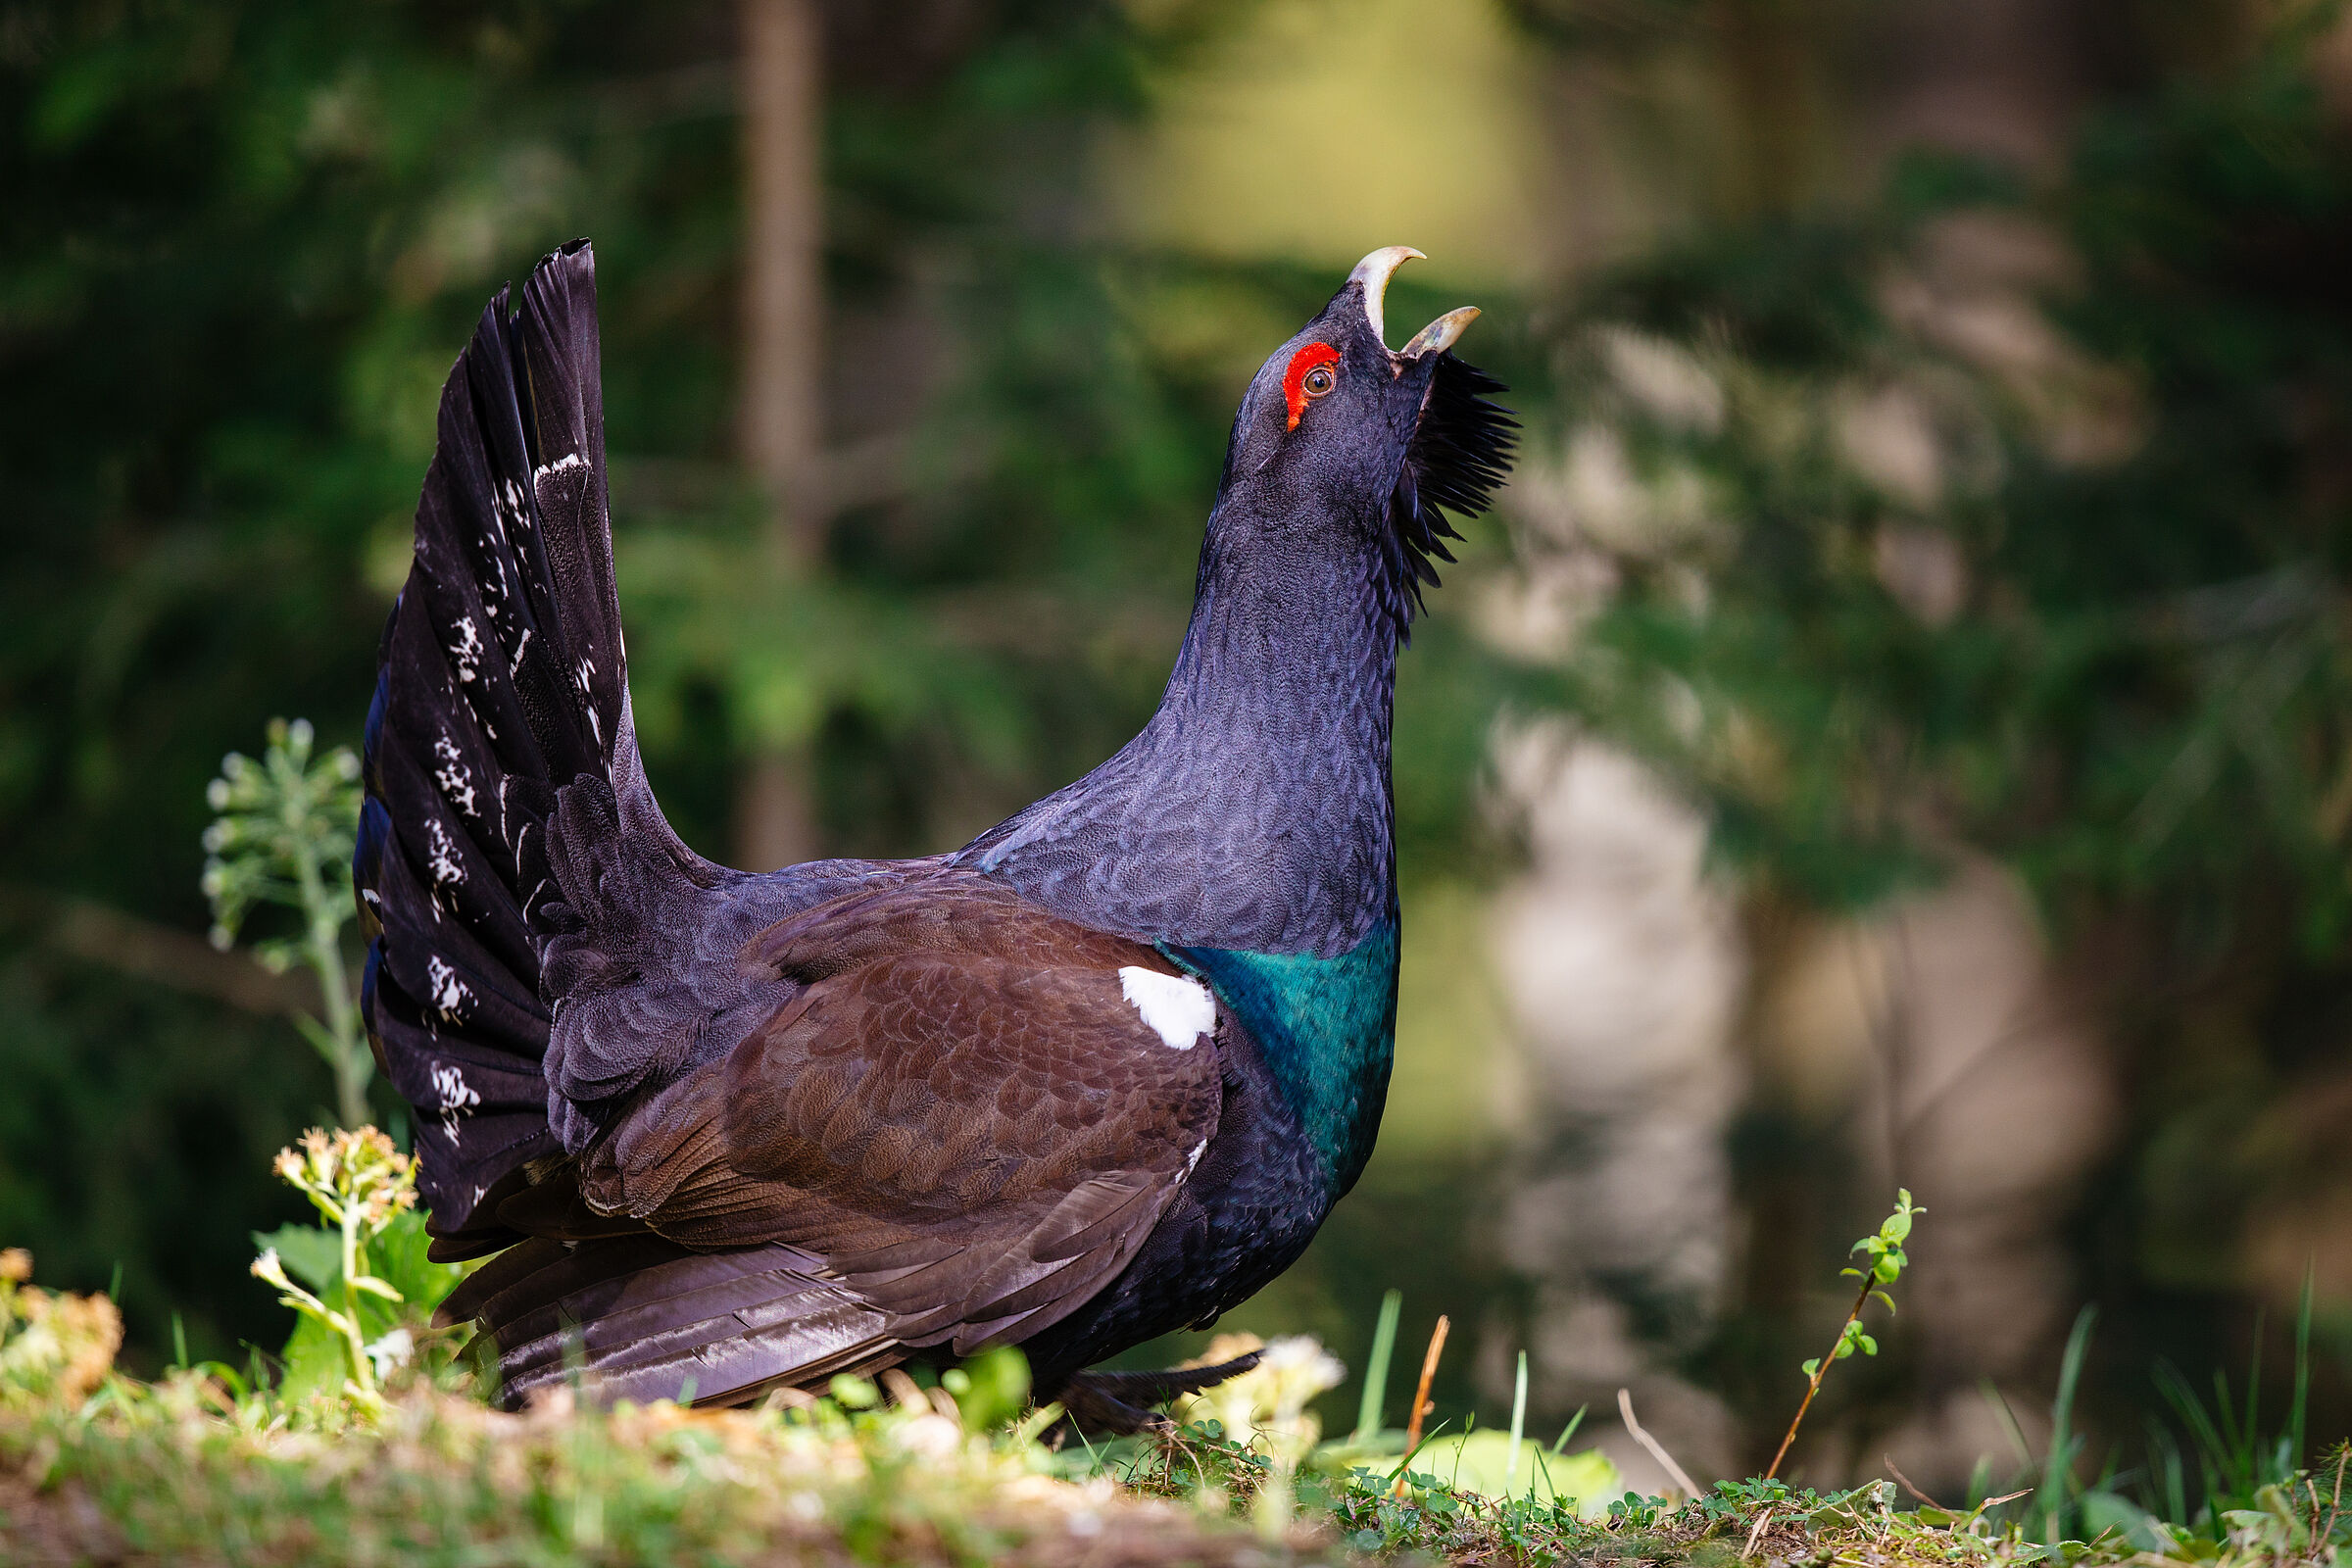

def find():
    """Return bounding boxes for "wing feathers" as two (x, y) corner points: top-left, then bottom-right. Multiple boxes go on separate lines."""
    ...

(532, 872), (1223, 1389)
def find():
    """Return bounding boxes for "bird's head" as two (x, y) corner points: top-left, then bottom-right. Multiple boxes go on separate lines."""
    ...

(1213, 246), (1516, 629)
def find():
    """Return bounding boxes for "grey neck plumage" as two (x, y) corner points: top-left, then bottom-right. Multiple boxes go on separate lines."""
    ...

(959, 497), (1400, 958)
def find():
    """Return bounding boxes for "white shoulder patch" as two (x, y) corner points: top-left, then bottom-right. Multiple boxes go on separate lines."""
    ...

(1117, 966), (1215, 1051)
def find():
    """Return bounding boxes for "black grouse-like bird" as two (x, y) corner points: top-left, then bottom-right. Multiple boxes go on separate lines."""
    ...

(356, 240), (1512, 1424)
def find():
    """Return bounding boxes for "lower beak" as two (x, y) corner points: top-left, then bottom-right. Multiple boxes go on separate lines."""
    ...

(1401, 307), (1481, 360)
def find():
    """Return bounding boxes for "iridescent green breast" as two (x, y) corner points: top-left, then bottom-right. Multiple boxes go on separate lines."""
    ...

(1166, 919), (1399, 1195)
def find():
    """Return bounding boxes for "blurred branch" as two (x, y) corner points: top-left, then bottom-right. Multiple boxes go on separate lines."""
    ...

(592, 60), (739, 132)
(0, 884), (315, 1018)
(609, 431), (931, 519)
(1618, 1386), (1702, 1497)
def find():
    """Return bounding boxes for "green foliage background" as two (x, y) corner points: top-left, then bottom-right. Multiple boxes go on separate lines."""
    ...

(0, 0), (1519, 1365)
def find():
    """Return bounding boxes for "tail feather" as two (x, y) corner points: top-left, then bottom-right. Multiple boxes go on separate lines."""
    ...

(358, 240), (636, 1253)
(444, 1236), (899, 1409)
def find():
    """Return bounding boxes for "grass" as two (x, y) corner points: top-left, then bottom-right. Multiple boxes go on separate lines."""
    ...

(5, 1243), (2348, 1566)
(5, 1292), (2349, 1566)
(0, 1251), (1331, 1566)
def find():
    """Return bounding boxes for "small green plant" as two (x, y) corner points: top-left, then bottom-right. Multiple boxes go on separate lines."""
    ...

(201, 716), (371, 1128)
(1766, 1188), (1923, 1479)
(248, 1127), (419, 1410)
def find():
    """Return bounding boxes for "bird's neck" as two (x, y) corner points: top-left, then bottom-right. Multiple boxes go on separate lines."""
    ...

(964, 510), (1400, 958)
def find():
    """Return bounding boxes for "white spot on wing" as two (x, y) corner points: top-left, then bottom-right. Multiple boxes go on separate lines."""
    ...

(534, 452), (588, 483)
(1118, 967), (1215, 1051)
(1184, 1140), (1207, 1176)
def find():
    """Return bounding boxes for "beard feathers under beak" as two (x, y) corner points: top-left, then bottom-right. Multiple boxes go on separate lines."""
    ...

(1338, 248), (1517, 632)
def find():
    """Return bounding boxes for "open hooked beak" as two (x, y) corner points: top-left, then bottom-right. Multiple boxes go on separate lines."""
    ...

(1348, 246), (1482, 362)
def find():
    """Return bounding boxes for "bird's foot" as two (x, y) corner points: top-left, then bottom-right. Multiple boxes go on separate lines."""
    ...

(1050, 1350), (1265, 1438)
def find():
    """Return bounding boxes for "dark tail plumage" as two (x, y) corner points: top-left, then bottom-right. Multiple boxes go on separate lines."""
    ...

(358, 242), (917, 1408)
(356, 240), (631, 1259)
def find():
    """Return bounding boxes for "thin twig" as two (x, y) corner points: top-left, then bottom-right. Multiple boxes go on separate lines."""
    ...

(1391, 1316), (1449, 1498)
(1, 883), (316, 1016)
(2320, 1445), (2346, 1551)
(1886, 1455), (1948, 1510)
(1766, 1268), (1876, 1480)
(1618, 1387), (1701, 1499)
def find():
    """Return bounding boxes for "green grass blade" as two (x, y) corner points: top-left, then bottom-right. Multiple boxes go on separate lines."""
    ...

(1506, 1349), (1528, 1495)
(1982, 1377), (2035, 1470)
(2042, 1305), (2097, 1544)
(1354, 1288), (1402, 1442)
(2154, 1360), (2225, 1467)
(2290, 1261), (2314, 1475)
(2225, 1305), (2262, 1490)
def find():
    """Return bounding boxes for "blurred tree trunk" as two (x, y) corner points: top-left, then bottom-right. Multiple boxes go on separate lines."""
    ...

(1715, 0), (1816, 218)
(737, 0), (824, 871)
(1496, 0), (2112, 1486)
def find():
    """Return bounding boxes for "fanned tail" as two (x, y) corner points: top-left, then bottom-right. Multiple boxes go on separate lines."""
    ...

(356, 240), (634, 1258)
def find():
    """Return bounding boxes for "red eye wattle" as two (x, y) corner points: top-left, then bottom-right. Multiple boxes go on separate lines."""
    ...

(1282, 343), (1342, 431)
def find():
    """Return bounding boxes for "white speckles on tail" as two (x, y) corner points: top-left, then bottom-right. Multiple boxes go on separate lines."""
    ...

(1117, 967), (1215, 1051)
(431, 1061), (481, 1146)
(495, 474), (529, 534)
(425, 955), (472, 1023)
(431, 731), (478, 815)
(574, 656), (602, 746)
(450, 615), (485, 684)
(424, 819), (466, 903)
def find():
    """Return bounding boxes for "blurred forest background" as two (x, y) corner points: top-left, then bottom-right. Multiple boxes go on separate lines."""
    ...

(6, 0), (2352, 1500)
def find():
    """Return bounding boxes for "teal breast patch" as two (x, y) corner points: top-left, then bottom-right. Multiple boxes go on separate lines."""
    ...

(1167, 920), (1399, 1194)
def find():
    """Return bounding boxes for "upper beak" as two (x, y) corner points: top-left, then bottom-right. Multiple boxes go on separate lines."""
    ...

(1348, 246), (1424, 348)
(1346, 245), (1481, 360)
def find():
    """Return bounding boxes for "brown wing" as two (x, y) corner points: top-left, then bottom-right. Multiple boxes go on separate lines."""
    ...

(574, 873), (1222, 1354)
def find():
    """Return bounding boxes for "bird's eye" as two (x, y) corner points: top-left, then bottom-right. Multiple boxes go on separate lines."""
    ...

(1281, 343), (1344, 431)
